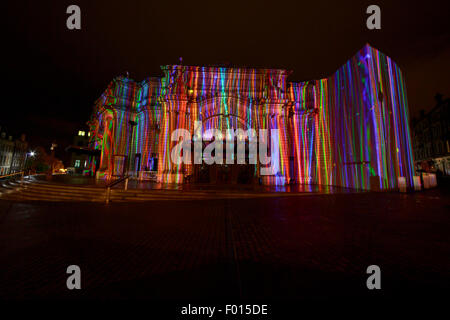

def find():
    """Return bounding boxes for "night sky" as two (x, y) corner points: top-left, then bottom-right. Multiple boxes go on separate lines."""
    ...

(3, 0), (450, 164)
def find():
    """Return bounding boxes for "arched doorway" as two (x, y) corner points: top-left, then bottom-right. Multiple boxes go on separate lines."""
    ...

(192, 113), (257, 184)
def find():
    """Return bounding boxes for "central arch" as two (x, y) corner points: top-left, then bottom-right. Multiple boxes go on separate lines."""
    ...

(201, 113), (250, 129)
(193, 113), (258, 185)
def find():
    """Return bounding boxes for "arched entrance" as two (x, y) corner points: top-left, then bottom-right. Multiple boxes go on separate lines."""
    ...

(193, 113), (257, 184)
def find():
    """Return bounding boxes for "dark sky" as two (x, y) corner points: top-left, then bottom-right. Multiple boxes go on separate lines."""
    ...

(3, 0), (450, 163)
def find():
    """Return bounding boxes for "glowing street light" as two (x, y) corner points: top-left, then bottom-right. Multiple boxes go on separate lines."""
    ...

(23, 150), (36, 173)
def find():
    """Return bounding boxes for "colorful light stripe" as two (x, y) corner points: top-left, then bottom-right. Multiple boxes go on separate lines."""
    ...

(88, 45), (415, 190)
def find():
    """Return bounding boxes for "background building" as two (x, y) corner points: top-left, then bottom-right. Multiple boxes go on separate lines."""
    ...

(65, 129), (100, 175)
(88, 45), (415, 191)
(67, 129), (90, 174)
(0, 126), (28, 175)
(412, 94), (450, 175)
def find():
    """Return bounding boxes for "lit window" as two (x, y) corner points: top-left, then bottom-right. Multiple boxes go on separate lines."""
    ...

(75, 160), (81, 167)
(78, 131), (85, 136)
(88, 132), (91, 137)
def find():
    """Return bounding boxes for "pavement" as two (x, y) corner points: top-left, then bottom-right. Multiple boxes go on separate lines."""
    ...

(0, 186), (449, 305)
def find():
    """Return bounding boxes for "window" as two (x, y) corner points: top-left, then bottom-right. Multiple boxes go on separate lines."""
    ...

(78, 131), (85, 136)
(75, 160), (81, 167)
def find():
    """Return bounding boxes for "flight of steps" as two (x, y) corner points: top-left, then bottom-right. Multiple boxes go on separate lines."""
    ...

(0, 179), (107, 202)
(0, 179), (287, 202)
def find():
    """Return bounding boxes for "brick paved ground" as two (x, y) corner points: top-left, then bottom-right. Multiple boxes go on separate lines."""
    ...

(0, 188), (449, 307)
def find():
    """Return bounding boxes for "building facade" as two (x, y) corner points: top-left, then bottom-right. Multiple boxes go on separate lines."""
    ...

(67, 129), (92, 174)
(88, 45), (415, 190)
(0, 126), (28, 176)
(412, 95), (450, 175)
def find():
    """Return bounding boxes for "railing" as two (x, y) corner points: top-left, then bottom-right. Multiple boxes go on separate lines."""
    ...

(0, 171), (26, 184)
(105, 175), (130, 204)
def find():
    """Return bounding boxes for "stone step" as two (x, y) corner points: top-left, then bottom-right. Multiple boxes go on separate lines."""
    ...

(23, 183), (106, 192)
(2, 190), (105, 202)
(24, 184), (104, 193)
(23, 186), (106, 196)
(0, 181), (298, 202)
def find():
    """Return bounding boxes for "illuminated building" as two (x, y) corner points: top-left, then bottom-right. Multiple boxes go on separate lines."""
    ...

(0, 126), (28, 176)
(88, 44), (415, 190)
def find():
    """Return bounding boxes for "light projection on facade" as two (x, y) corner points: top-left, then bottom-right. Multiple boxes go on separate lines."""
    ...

(88, 45), (415, 191)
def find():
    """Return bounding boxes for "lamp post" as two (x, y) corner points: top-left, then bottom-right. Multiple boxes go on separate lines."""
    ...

(50, 142), (57, 175)
(23, 150), (35, 175)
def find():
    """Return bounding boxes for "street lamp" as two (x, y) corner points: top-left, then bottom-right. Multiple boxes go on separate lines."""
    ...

(24, 150), (36, 174)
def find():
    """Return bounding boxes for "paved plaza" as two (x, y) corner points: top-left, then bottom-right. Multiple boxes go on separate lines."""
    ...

(1, 187), (449, 304)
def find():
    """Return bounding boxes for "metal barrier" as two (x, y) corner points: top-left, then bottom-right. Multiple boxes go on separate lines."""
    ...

(105, 175), (130, 204)
(0, 171), (25, 184)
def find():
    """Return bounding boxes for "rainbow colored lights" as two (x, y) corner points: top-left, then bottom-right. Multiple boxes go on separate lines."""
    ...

(88, 45), (415, 190)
